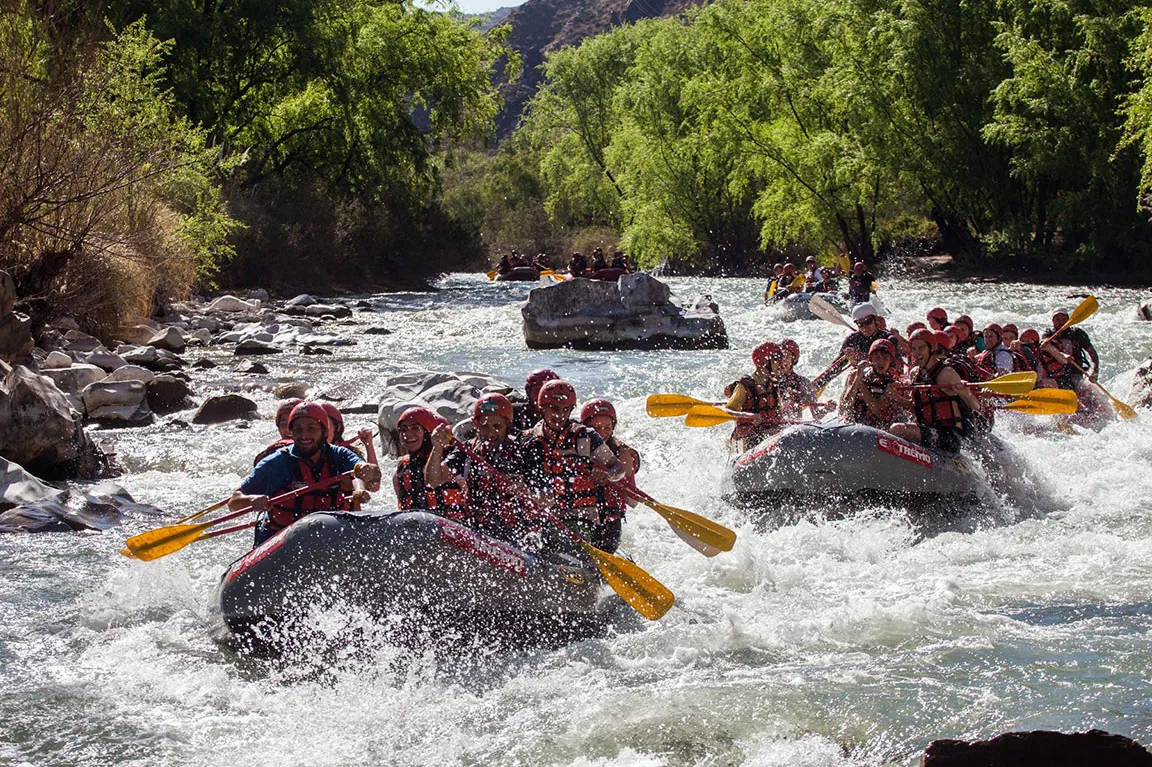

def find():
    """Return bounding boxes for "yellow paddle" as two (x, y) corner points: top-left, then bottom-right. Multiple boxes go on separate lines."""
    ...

(646, 393), (723, 418)
(1048, 295), (1098, 344)
(903, 371), (1037, 397)
(682, 405), (813, 429)
(999, 391), (1078, 415)
(451, 440), (674, 620)
(1063, 360), (1137, 420)
(612, 483), (736, 556)
(486, 269), (498, 280)
(120, 496), (233, 559)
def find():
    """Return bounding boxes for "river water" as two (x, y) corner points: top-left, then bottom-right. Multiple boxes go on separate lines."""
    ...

(2, 274), (1151, 766)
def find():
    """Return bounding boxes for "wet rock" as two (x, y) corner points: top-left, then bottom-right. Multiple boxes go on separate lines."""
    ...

(105, 364), (155, 384)
(42, 364), (107, 394)
(246, 288), (271, 303)
(85, 350), (127, 372)
(191, 358), (217, 370)
(377, 371), (516, 458)
(62, 331), (104, 353)
(301, 345), (332, 355)
(146, 375), (194, 414)
(364, 327), (392, 335)
(275, 383), (309, 399)
(236, 360), (269, 374)
(42, 351), (73, 370)
(923, 729), (1152, 766)
(118, 324), (160, 346)
(286, 294), (317, 308)
(188, 328), (212, 346)
(0, 457), (67, 510)
(0, 365), (102, 479)
(234, 339), (281, 356)
(1133, 359), (1152, 409)
(522, 273), (728, 351)
(0, 501), (89, 533)
(120, 346), (158, 366)
(1138, 303), (1152, 321)
(81, 380), (152, 426)
(304, 303), (353, 319)
(147, 327), (186, 353)
(190, 316), (221, 333)
(193, 394), (258, 424)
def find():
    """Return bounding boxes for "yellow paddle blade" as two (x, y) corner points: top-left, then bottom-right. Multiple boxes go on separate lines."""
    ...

(581, 541), (674, 620)
(1064, 295), (1098, 329)
(1100, 385), (1138, 420)
(646, 393), (713, 418)
(486, 269), (498, 280)
(124, 520), (214, 561)
(839, 254), (850, 273)
(684, 405), (741, 427)
(640, 498), (736, 553)
(1014, 388), (1078, 407)
(539, 269), (554, 277)
(972, 371), (1037, 396)
(1001, 397), (1077, 415)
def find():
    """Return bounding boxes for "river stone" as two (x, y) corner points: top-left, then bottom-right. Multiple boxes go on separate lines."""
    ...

(364, 327), (392, 335)
(208, 295), (261, 313)
(191, 358), (217, 370)
(0, 365), (102, 479)
(62, 331), (104, 353)
(286, 294), (316, 307)
(42, 364), (107, 394)
(247, 289), (271, 303)
(923, 729), (1152, 766)
(0, 311), (34, 365)
(304, 303), (353, 319)
(105, 364), (155, 384)
(121, 346), (158, 366)
(275, 383), (309, 399)
(193, 394), (258, 424)
(42, 351), (72, 369)
(235, 339), (281, 356)
(146, 375), (194, 414)
(188, 328), (212, 346)
(147, 327), (186, 353)
(118, 324), (160, 346)
(376, 371), (516, 458)
(301, 345), (331, 355)
(521, 273), (728, 351)
(81, 380), (152, 426)
(236, 360), (269, 374)
(1138, 303), (1152, 321)
(85, 350), (127, 372)
(1132, 358), (1152, 409)
(0, 457), (67, 510)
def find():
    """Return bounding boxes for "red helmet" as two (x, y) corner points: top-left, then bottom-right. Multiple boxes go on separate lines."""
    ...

(397, 406), (446, 435)
(983, 323), (1002, 337)
(780, 338), (800, 362)
(927, 307), (948, 323)
(580, 398), (616, 424)
(868, 338), (896, 357)
(1020, 328), (1040, 344)
(935, 330), (955, 350)
(473, 393), (513, 423)
(276, 397), (303, 421)
(320, 402), (344, 436)
(752, 341), (784, 369)
(955, 314), (973, 329)
(289, 401), (331, 439)
(905, 321), (927, 336)
(853, 261), (866, 270)
(1001, 323), (1018, 336)
(525, 368), (559, 398)
(537, 379), (577, 409)
(908, 328), (938, 352)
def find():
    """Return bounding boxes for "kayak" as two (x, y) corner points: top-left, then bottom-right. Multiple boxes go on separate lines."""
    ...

(494, 266), (541, 282)
(769, 292), (848, 321)
(720, 421), (1045, 526)
(210, 510), (627, 655)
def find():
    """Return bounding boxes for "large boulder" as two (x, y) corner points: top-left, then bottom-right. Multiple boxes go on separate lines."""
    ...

(146, 375), (194, 414)
(62, 331), (103, 353)
(193, 394), (258, 424)
(1133, 358), (1152, 409)
(42, 351), (72, 370)
(923, 730), (1152, 766)
(118, 324), (160, 346)
(0, 365), (102, 479)
(0, 457), (67, 510)
(208, 295), (262, 313)
(376, 371), (517, 457)
(522, 273), (728, 350)
(81, 380), (152, 426)
(0, 482), (163, 533)
(42, 363), (106, 394)
(147, 327), (186, 353)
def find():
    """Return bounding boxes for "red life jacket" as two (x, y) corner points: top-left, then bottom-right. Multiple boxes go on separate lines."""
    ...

(267, 446), (353, 531)
(254, 438), (293, 467)
(850, 368), (897, 428)
(395, 451), (468, 520)
(1038, 347), (1068, 380)
(912, 359), (969, 432)
(725, 375), (781, 441)
(463, 437), (524, 530)
(528, 421), (603, 520)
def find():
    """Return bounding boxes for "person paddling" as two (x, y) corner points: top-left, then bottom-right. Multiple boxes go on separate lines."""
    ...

(890, 330), (981, 455)
(811, 303), (894, 391)
(840, 338), (903, 429)
(520, 380), (626, 551)
(232, 402), (381, 547)
(1045, 307), (1100, 382)
(568, 252), (588, 278)
(579, 398), (639, 554)
(514, 368), (560, 431)
(253, 398), (302, 466)
(393, 406), (469, 523)
(776, 338), (830, 419)
(725, 341), (787, 452)
(847, 262), (875, 304)
(764, 263), (785, 303)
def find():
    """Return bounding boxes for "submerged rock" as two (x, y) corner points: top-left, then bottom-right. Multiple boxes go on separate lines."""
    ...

(234, 339), (281, 356)
(193, 394), (258, 424)
(522, 273), (727, 350)
(924, 729), (1152, 766)
(0, 481), (164, 533)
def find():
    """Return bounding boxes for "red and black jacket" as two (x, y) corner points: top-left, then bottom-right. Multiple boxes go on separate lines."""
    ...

(395, 448), (468, 521)
(267, 445), (353, 531)
(911, 359), (971, 434)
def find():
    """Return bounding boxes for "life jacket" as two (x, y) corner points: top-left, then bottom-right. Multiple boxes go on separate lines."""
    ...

(1038, 346), (1069, 381)
(912, 359), (969, 433)
(777, 372), (815, 419)
(254, 438), (293, 467)
(462, 437), (524, 531)
(725, 375), (781, 441)
(267, 446), (353, 531)
(850, 368), (897, 428)
(527, 421), (604, 520)
(395, 449), (468, 520)
(946, 353), (980, 383)
(602, 438), (640, 523)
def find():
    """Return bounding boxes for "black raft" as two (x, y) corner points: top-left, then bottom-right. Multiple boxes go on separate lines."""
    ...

(209, 510), (629, 655)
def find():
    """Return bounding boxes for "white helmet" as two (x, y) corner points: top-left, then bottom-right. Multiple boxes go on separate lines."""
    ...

(851, 303), (877, 321)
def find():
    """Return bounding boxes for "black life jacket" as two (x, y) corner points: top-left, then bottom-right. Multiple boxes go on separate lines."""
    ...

(267, 446), (353, 531)
(395, 449), (468, 520)
(912, 359), (969, 433)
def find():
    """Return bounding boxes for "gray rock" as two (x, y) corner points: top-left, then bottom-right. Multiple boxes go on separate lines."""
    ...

(376, 371), (516, 458)
(105, 364), (155, 384)
(0, 365), (102, 479)
(208, 295), (262, 313)
(923, 729), (1152, 766)
(521, 273), (727, 350)
(62, 331), (104, 353)
(42, 364), (107, 394)
(1133, 358), (1152, 409)
(285, 294), (317, 308)
(246, 289), (271, 303)
(0, 456), (67, 510)
(190, 358), (217, 370)
(237, 360), (269, 374)
(275, 383), (309, 399)
(146, 375), (194, 414)
(190, 316), (221, 333)
(304, 303), (353, 319)
(193, 394), (258, 424)
(364, 327), (392, 335)
(188, 328), (212, 346)
(147, 327), (186, 353)
(81, 380), (152, 426)
(234, 339), (281, 356)
(121, 346), (159, 366)
(42, 351), (72, 369)
(118, 325), (159, 346)
(85, 350), (127, 372)
(301, 345), (331, 355)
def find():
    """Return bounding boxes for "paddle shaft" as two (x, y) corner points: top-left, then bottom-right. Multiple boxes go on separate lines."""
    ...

(214, 472), (354, 529)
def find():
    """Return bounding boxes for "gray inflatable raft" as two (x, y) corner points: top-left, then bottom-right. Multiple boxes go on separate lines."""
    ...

(770, 291), (848, 321)
(210, 511), (625, 654)
(721, 421), (1039, 525)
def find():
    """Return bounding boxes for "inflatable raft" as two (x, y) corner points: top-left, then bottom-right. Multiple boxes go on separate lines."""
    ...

(210, 511), (625, 655)
(494, 266), (541, 282)
(721, 421), (1042, 525)
(770, 292), (848, 321)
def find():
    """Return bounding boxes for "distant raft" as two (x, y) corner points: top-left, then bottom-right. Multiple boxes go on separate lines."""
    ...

(770, 292), (849, 321)
(494, 266), (541, 282)
(210, 510), (628, 655)
(721, 421), (1045, 526)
